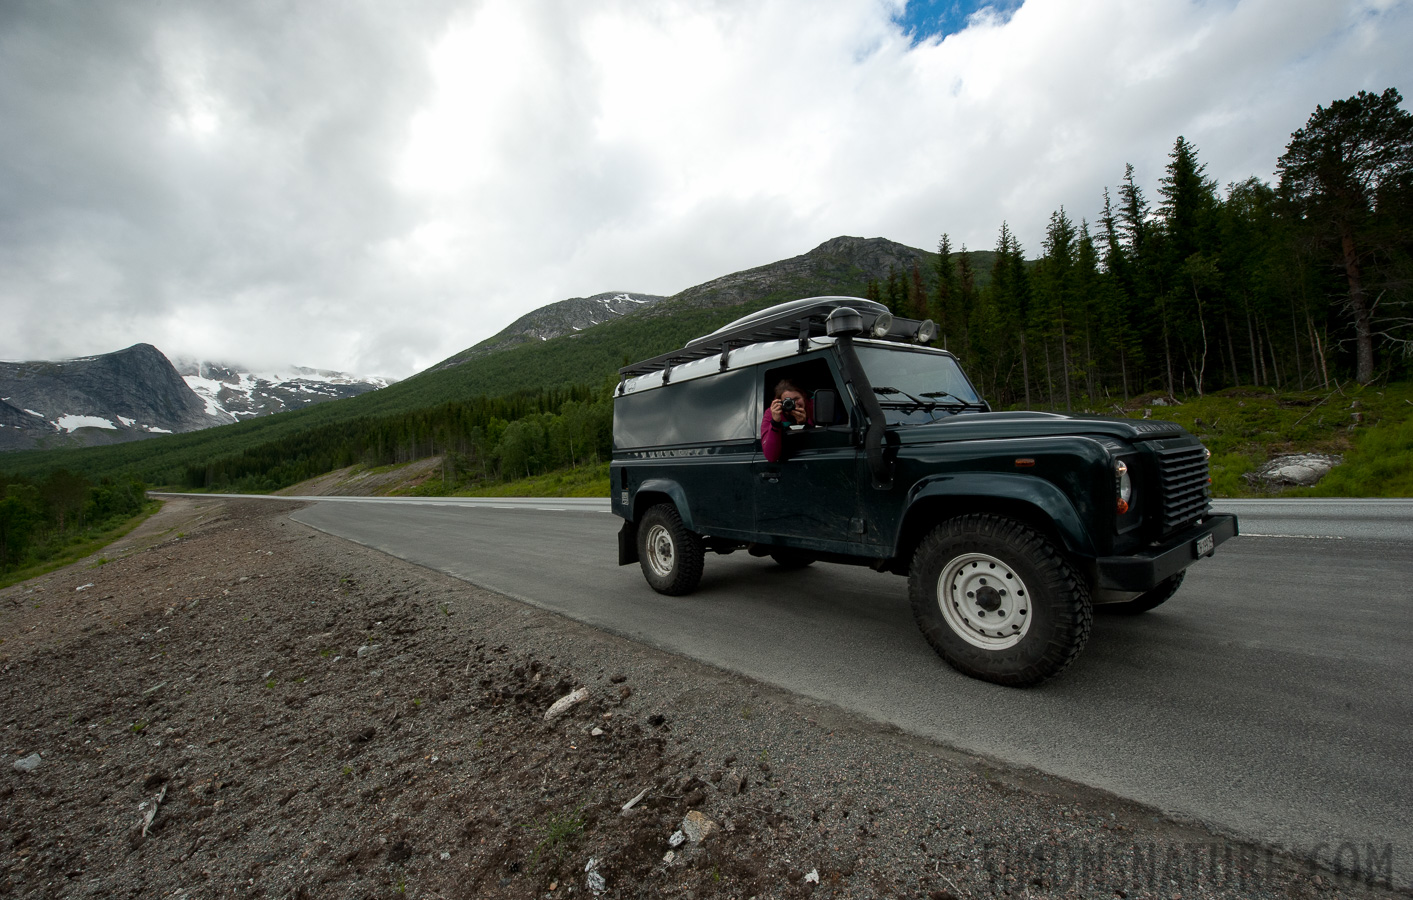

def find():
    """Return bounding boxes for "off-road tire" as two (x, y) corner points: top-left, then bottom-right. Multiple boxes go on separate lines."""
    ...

(637, 504), (704, 596)
(1101, 571), (1185, 615)
(909, 514), (1093, 687)
(769, 548), (816, 569)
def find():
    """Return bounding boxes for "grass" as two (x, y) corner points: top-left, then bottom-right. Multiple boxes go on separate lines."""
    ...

(397, 461), (611, 499)
(521, 806), (586, 868)
(1060, 380), (1413, 497)
(0, 501), (163, 591)
(1298, 415), (1413, 497)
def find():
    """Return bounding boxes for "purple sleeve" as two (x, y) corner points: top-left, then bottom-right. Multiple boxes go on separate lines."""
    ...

(761, 408), (783, 462)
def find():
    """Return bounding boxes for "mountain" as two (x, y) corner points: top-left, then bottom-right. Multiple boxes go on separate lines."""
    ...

(655, 235), (938, 314)
(426, 237), (943, 376)
(431, 291), (667, 370)
(0, 343), (234, 452)
(400, 236), (949, 398)
(172, 360), (392, 420)
(1, 235), (979, 479)
(0, 345), (392, 453)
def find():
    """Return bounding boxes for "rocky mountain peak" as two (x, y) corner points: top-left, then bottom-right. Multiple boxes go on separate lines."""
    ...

(0, 345), (390, 452)
(654, 235), (931, 314)
(0, 344), (233, 451)
(433, 291), (667, 370)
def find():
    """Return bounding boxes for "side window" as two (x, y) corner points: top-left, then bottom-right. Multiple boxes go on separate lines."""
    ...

(762, 356), (847, 426)
(614, 367), (758, 449)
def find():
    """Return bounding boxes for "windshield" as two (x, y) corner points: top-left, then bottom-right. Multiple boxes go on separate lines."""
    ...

(855, 345), (985, 424)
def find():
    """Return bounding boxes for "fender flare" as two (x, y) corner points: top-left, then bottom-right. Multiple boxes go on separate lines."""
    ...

(899, 472), (1097, 559)
(633, 478), (697, 532)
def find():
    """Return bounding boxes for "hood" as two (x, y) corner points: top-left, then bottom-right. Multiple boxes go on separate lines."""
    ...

(894, 410), (1188, 444)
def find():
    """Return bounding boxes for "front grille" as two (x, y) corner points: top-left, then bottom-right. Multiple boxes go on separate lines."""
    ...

(1154, 444), (1211, 533)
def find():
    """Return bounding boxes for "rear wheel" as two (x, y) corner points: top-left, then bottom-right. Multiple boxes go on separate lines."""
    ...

(637, 504), (704, 596)
(1101, 571), (1185, 615)
(909, 514), (1092, 686)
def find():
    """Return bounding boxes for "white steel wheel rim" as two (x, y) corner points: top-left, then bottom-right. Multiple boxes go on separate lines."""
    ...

(645, 523), (676, 578)
(937, 552), (1031, 650)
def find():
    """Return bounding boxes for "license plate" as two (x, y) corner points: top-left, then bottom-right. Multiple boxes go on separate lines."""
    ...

(1195, 533), (1215, 557)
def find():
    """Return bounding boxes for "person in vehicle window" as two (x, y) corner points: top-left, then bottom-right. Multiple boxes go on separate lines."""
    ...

(761, 379), (813, 463)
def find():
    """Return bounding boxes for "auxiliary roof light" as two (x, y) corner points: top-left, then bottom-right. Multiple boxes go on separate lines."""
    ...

(869, 311), (894, 338)
(914, 319), (937, 344)
(825, 306), (863, 337)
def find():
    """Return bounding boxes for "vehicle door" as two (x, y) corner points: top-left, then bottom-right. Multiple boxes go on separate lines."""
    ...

(752, 354), (863, 552)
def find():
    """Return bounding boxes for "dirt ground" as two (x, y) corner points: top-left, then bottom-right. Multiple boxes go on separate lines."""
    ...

(272, 459), (445, 497)
(0, 498), (1401, 899)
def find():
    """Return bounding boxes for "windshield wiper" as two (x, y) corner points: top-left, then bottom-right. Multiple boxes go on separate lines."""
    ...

(873, 385), (928, 408)
(920, 390), (988, 411)
(875, 386), (986, 417)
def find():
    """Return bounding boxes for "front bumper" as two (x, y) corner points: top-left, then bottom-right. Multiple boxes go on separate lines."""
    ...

(1095, 513), (1238, 592)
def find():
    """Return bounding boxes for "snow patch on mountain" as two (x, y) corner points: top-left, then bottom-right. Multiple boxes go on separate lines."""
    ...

(174, 360), (392, 420)
(56, 415), (117, 432)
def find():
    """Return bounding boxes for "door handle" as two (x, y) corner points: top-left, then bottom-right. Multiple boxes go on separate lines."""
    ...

(758, 471), (780, 484)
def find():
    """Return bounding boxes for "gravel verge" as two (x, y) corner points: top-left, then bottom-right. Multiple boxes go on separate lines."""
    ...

(0, 497), (1401, 899)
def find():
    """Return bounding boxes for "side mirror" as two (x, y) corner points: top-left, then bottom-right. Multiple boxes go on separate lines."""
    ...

(812, 389), (837, 425)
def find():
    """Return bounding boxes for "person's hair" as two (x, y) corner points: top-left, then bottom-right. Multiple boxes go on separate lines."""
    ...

(772, 379), (803, 400)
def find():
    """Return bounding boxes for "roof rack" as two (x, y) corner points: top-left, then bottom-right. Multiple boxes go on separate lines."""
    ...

(618, 296), (923, 382)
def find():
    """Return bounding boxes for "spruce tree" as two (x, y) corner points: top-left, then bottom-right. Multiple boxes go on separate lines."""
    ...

(934, 234), (959, 348)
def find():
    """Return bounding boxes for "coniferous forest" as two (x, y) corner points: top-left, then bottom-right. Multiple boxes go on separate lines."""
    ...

(870, 88), (1413, 409)
(0, 471), (148, 580)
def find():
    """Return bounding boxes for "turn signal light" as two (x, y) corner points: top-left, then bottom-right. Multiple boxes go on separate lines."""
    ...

(1114, 459), (1132, 515)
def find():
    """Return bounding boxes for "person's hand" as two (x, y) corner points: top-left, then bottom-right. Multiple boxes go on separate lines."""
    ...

(770, 399), (785, 422)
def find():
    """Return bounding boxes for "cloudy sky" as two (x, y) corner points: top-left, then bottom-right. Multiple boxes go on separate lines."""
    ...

(1, 0), (1408, 378)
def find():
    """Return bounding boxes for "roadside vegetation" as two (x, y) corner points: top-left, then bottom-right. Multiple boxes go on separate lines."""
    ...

(399, 461), (611, 499)
(0, 471), (156, 589)
(1105, 381), (1413, 498)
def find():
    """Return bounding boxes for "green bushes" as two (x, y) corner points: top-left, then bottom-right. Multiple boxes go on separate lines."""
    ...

(0, 471), (148, 576)
(1298, 417), (1413, 498)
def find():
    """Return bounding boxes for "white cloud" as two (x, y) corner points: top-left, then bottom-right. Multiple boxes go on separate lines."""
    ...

(0, 0), (1409, 377)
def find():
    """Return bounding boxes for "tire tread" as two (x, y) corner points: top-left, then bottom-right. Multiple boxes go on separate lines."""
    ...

(909, 514), (1092, 686)
(637, 504), (704, 596)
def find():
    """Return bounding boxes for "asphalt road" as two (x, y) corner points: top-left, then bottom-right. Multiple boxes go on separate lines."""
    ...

(227, 494), (1413, 886)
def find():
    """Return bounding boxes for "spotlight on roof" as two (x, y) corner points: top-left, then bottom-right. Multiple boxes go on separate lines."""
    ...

(869, 311), (894, 338)
(825, 307), (863, 337)
(914, 319), (937, 344)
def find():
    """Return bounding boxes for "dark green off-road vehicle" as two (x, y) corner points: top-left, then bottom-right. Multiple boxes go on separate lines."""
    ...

(610, 297), (1237, 685)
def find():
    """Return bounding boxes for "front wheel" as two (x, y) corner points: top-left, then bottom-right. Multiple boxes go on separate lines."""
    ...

(636, 504), (704, 596)
(909, 514), (1092, 687)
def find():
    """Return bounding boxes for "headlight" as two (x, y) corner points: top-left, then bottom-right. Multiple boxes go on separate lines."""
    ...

(1114, 460), (1132, 514)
